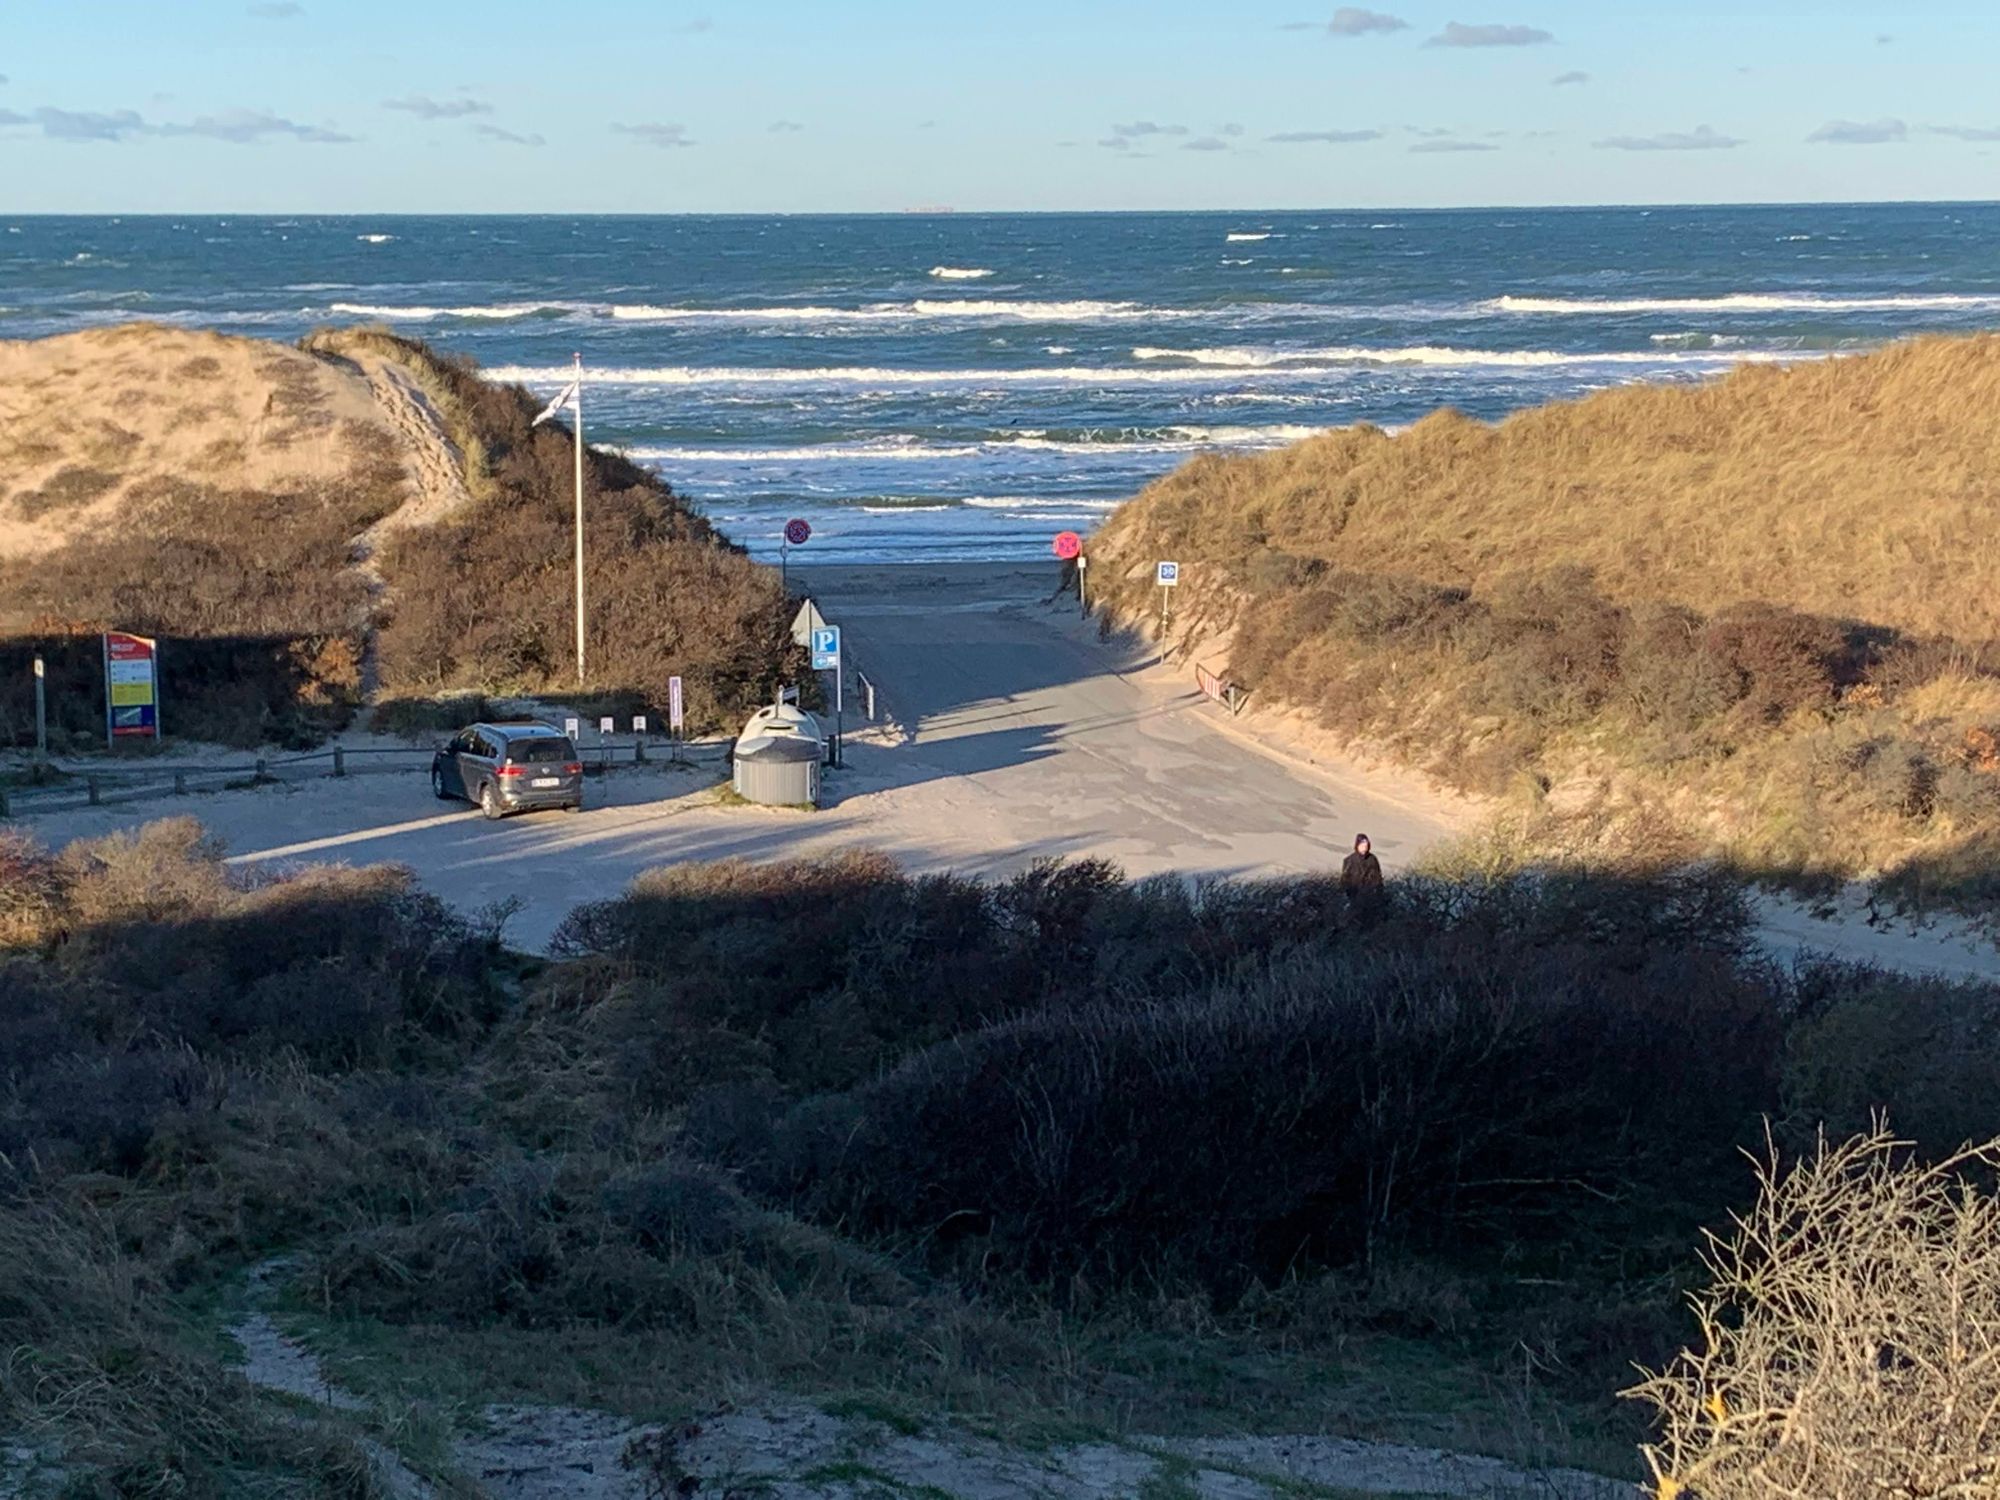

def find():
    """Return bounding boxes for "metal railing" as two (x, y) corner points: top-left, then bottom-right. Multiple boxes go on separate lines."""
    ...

(0, 737), (725, 819)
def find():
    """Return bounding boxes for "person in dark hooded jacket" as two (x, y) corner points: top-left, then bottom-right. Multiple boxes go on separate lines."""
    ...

(1341, 834), (1383, 904)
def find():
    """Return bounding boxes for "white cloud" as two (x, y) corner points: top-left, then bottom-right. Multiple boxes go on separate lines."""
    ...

(1410, 137), (1499, 152)
(1327, 8), (1408, 36)
(1267, 128), (1382, 143)
(1594, 124), (1744, 152)
(1551, 70), (1589, 86)
(384, 95), (491, 120)
(1930, 124), (2000, 141)
(769, 119), (806, 133)
(161, 109), (354, 143)
(614, 121), (696, 148)
(1808, 117), (1907, 145)
(1427, 21), (1554, 47)
(473, 123), (544, 147)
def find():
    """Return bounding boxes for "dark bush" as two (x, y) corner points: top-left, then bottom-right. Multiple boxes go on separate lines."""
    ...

(1701, 604), (1856, 724)
(778, 902), (1780, 1293)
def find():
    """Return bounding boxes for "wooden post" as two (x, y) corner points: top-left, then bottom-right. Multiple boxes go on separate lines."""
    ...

(333, 746), (346, 777)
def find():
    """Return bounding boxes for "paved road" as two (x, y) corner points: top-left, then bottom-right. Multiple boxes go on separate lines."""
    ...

(20, 565), (1464, 950)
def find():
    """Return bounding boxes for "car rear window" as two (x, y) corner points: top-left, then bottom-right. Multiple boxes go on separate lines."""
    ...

(510, 738), (576, 763)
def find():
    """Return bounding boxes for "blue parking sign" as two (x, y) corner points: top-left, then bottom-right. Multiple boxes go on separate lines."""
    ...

(811, 625), (841, 670)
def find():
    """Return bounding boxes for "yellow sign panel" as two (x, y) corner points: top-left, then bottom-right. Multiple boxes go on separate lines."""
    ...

(110, 682), (156, 707)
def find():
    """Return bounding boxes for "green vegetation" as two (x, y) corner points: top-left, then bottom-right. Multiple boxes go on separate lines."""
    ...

(1090, 334), (2000, 908)
(5, 827), (1998, 1493)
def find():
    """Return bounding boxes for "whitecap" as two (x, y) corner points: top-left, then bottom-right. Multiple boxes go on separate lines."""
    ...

(356, 233), (395, 244)
(1226, 232), (1273, 242)
(929, 266), (995, 280)
(329, 300), (586, 320)
(1130, 343), (1791, 369)
(1490, 291), (2000, 314)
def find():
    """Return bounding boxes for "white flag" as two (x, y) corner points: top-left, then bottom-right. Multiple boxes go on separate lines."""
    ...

(531, 381), (579, 426)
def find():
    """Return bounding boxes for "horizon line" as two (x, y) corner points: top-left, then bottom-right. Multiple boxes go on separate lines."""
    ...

(9, 197), (2000, 219)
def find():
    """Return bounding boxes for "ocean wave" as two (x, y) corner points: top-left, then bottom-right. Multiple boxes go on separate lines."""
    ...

(929, 266), (994, 280)
(1131, 343), (1775, 369)
(1489, 292), (2000, 314)
(628, 426), (1324, 463)
(608, 298), (1161, 323)
(356, 234), (395, 244)
(488, 362), (1368, 387)
(329, 300), (585, 321)
(1226, 232), (1274, 242)
(962, 497), (1124, 512)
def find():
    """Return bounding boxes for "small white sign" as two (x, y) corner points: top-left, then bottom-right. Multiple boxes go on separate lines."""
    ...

(632, 715), (648, 734)
(564, 717), (580, 738)
(599, 716), (615, 734)
(1157, 560), (1181, 587)
(1078, 554), (1088, 570)
(669, 676), (685, 731)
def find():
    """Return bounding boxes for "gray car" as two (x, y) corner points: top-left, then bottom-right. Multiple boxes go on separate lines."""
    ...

(431, 721), (584, 819)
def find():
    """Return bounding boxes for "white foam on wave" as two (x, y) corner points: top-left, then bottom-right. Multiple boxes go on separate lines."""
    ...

(330, 300), (584, 321)
(962, 496), (1124, 512)
(929, 266), (994, 280)
(628, 426), (1324, 464)
(1491, 292), (2000, 314)
(609, 298), (1161, 323)
(1226, 232), (1273, 242)
(1131, 343), (1777, 369)
(489, 362), (1386, 387)
(356, 234), (395, 244)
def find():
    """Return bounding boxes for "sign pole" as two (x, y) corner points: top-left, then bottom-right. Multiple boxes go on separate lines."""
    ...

(102, 633), (111, 750)
(32, 653), (46, 763)
(1078, 554), (1088, 618)
(572, 352), (586, 685)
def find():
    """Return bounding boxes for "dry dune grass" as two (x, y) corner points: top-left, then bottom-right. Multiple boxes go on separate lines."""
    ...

(0, 322), (803, 748)
(0, 324), (394, 561)
(1092, 336), (2000, 902)
(1100, 334), (2000, 640)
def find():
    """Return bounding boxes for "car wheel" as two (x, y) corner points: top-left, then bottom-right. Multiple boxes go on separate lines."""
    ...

(480, 782), (503, 821)
(432, 766), (450, 800)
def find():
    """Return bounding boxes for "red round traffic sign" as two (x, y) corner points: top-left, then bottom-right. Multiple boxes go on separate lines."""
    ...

(1052, 530), (1082, 560)
(784, 518), (812, 546)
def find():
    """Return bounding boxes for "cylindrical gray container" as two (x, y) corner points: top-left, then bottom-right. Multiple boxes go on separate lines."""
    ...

(732, 736), (823, 807)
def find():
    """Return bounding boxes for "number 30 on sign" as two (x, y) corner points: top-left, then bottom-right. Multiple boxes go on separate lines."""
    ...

(1157, 561), (1180, 587)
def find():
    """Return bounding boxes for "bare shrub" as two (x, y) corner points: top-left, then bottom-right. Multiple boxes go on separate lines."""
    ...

(1627, 1128), (2000, 1500)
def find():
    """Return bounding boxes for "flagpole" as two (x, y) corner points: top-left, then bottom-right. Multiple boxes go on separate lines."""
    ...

(572, 351), (585, 685)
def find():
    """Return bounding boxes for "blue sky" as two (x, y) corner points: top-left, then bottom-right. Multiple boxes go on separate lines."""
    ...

(2, 1), (1997, 211)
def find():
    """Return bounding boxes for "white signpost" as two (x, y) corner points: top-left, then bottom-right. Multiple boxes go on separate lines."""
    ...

(599, 716), (614, 735)
(564, 717), (580, 740)
(632, 715), (647, 734)
(668, 676), (685, 732)
(1157, 561), (1181, 659)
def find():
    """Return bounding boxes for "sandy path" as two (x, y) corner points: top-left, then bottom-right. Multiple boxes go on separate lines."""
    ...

(18, 565), (1463, 950)
(13, 562), (1999, 979)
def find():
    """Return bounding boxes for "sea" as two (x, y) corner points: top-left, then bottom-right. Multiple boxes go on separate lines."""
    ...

(5, 204), (1999, 563)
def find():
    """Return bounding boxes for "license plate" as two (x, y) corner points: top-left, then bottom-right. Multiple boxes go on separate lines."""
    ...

(531, 777), (560, 788)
